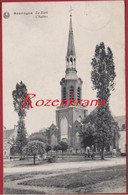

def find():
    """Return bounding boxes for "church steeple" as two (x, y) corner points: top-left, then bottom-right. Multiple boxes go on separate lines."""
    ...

(57, 8), (86, 147)
(66, 9), (76, 73)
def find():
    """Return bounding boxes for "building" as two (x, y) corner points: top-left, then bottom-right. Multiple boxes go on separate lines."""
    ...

(56, 12), (87, 150)
(3, 125), (17, 158)
(44, 12), (126, 153)
(114, 115), (126, 154)
(47, 123), (58, 146)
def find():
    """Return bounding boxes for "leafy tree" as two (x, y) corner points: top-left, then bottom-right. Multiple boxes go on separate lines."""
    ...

(81, 123), (96, 150)
(53, 144), (60, 155)
(45, 144), (52, 155)
(10, 145), (18, 156)
(91, 42), (116, 103)
(81, 109), (97, 151)
(95, 107), (116, 159)
(59, 141), (68, 159)
(12, 81), (31, 156)
(82, 107), (120, 158)
(90, 43), (117, 159)
(15, 120), (28, 155)
(29, 132), (47, 143)
(23, 140), (45, 165)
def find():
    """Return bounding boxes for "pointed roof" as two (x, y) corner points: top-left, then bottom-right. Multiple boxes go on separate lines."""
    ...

(67, 14), (75, 57)
(3, 129), (15, 139)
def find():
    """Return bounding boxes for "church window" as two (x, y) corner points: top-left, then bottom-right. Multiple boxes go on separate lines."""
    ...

(70, 57), (73, 63)
(69, 86), (74, 100)
(76, 132), (79, 144)
(61, 117), (68, 140)
(77, 87), (81, 101)
(62, 87), (66, 100)
(77, 116), (82, 122)
(67, 57), (69, 62)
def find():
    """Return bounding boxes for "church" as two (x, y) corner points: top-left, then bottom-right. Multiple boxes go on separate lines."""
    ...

(45, 11), (123, 153)
(47, 12), (87, 151)
(56, 12), (87, 149)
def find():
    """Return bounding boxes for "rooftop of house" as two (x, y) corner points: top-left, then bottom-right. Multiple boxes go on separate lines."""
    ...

(114, 115), (126, 130)
(3, 129), (15, 139)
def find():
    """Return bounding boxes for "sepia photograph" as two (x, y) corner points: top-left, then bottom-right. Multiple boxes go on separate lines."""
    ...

(2, 0), (126, 194)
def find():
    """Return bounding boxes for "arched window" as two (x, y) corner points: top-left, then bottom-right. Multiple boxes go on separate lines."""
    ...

(61, 117), (68, 140)
(70, 57), (73, 63)
(77, 116), (82, 122)
(63, 87), (66, 100)
(69, 86), (74, 100)
(77, 87), (81, 101)
(76, 132), (79, 144)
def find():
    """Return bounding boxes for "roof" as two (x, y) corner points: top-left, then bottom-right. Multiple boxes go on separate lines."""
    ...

(3, 126), (6, 130)
(3, 129), (15, 139)
(67, 15), (75, 57)
(84, 108), (126, 130)
(39, 128), (48, 133)
(114, 115), (126, 129)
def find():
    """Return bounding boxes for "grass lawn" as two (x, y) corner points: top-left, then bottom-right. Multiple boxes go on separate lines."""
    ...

(4, 165), (126, 193)
(4, 188), (45, 194)
(83, 176), (126, 193)
(18, 165), (126, 189)
(4, 171), (58, 182)
(19, 165), (126, 193)
(4, 159), (47, 168)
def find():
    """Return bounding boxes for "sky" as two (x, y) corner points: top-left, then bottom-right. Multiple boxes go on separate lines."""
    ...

(2, 1), (125, 135)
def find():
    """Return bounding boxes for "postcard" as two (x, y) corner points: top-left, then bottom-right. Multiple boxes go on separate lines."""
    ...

(1, 0), (127, 194)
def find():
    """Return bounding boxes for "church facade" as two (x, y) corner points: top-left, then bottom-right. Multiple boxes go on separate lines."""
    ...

(55, 13), (87, 150)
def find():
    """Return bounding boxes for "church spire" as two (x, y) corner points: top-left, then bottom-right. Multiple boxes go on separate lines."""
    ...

(66, 7), (76, 73)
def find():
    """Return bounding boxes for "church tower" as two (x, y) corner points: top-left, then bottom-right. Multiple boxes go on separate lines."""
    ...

(56, 11), (87, 150)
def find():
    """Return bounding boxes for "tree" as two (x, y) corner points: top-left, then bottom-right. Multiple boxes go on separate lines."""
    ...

(45, 144), (52, 155)
(91, 42), (116, 103)
(59, 141), (68, 159)
(81, 109), (98, 151)
(15, 120), (28, 156)
(53, 144), (60, 155)
(23, 140), (45, 165)
(90, 42), (117, 159)
(10, 145), (19, 156)
(29, 132), (47, 143)
(82, 107), (120, 159)
(95, 107), (116, 159)
(81, 123), (96, 150)
(12, 81), (31, 156)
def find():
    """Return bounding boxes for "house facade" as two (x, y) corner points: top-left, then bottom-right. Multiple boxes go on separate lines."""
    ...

(3, 125), (17, 158)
